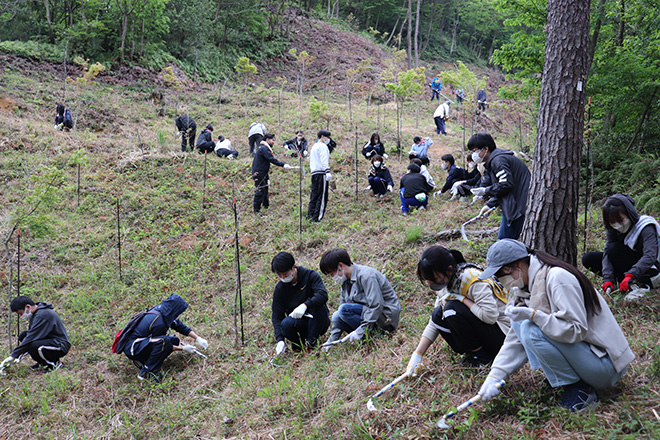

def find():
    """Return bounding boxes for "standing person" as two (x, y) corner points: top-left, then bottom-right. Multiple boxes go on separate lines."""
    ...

(406, 246), (509, 374)
(271, 252), (330, 354)
(476, 239), (634, 412)
(468, 132), (530, 239)
(308, 130), (333, 222)
(248, 122), (266, 157)
(361, 133), (387, 160)
(451, 154), (482, 200)
(283, 130), (308, 158)
(195, 124), (215, 154)
(0, 296), (71, 373)
(430, 76), (442, 101)
(433, 101), (451, 135)
(477, 89), (488, 112)
(175, 113), (197, 152)
(319, 249), (401, 346)
(582, 194), (660, 301)
(435, 154), (466, 196)
(214, 135), (238, 159)
(456, 88), (465, 104)
(54, 103), (73, 131)
(119, 294), (209, 383)
(400, 163), (434, 215)
(252, 133), (293, 214)
(408, 136), (433, 165)
(366, 155), (394, 197)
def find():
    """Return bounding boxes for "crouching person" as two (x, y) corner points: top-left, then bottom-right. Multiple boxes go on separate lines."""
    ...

(271, 252), (330, 355)
(120, 294), (208, 383)
(320, 249), (401, 348)
(0, 296), (70, 373)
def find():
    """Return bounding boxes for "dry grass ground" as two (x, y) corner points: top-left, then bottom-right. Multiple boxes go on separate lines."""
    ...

(0, 57), (659, 440)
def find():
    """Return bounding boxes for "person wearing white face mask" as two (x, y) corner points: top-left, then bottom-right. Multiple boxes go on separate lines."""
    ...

(467, 132), (530, 239)
(270, 252), (330, 354)
(283, 130), (308, 158)
(434, 153), (465, 197)
(582, 194), (660, 301)
(451, 154), (482, 200)
(308, 129), (333, 222)
(319, 249), (401, 347)
(476, 239), (634, 413)
(367, 154), (394, 196)
(406, 246), (509, 376)
(0, 296), (71, 373)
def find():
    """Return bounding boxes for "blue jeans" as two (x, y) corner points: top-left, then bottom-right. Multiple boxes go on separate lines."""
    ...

(512, 320), (625, 389)
(331, 303), (364, 333)
(400, 188), (428, 213)
(498, 213), (525, 239)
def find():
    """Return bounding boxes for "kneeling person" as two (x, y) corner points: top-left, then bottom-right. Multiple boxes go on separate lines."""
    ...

(215, 135), (239, 159)
(320, 249), (401, 345)
(271, 252), (330, 354)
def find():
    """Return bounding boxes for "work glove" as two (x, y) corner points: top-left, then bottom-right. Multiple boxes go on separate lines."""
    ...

(433, 190), (442, 198)
(303, 151), (309, 157)
(366, 151), (374, 158)
(283, 164), (293, 170)
(276, 341), (286, 355)
(325, 173), (332, 182)
(472, 195), (482, 205)
(182, 344), (196, 354)
(290, 303), (308, 319)
(479, 205), (492, 217)
(0, 356), (15, 369)
(471, 187), (487, 197)
(196, 337), (209, 349)
(478, 376), (502, 401)
(406, 351), (424, 376)
(387, 185), (393, 192)
(602, 281), (615, 293)
(619, 274), (635, 292)
(383, 154), (389, 159)
(322, 336), (337, 353)
(176, 131), (181, 138)
(505, 304), (534, 322)
(341, 331), (362, 343)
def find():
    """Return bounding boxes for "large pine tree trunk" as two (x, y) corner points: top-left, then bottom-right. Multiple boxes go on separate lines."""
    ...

(520, 0), (591, 265)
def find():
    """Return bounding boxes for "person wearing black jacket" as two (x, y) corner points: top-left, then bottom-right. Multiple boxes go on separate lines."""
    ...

(271, 252), (330, 354)
(436, 153), (466, 195)
(121, 294), (208, 382)
(0, 296), (71, 372)
(252, 133), (293, 214)
(468, 132), (530, 239)
(195, 124), (215, 154)
(367, 155), (394, 196)
(283, 131), (308, 158)
(175, 114), (197, 152)
(54, 103), (73, 131)
(361, 133), (387, 159)
(400, 163), (434, 214)
(452, 155), (482, 198)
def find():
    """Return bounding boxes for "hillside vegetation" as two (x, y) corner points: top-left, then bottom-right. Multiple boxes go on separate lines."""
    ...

(1, 48), (659, 440)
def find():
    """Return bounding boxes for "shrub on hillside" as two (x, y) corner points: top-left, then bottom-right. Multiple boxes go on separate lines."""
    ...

(0, 40), (64, 62)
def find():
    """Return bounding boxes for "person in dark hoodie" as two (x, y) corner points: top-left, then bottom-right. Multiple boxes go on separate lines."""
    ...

(400, 163), (434, 215)
(195, 124), (215, 154)
(54, 103), (73, 131)
(252, 133), (294, 214)
(361, 133), (387, 160)
(468, 132), (530, 239)
(435, 153), (465, 196)
(0, 296), (70, 372)
(121, 294), (209, 382)
(283, 130), (309, 158)
(366, 154), (394, 197)
(582, 194), (660, 301)
(271, 252), (330, 354)
(451, 154), (482, 199)
(175, 114), (197, 152)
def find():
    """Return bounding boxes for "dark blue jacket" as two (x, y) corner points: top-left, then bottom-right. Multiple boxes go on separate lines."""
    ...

(441, 164), (466, 193)
(55, 108), (72, 125)
(124, 295), (191, 356)
(464, 167), (482, 187)
(368, 165), (394, 187)
(362, 142), (386, 159)
(480, 148), (530, 224)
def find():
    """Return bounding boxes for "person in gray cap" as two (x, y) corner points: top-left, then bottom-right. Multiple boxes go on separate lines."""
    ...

(475, 239), (634, 412)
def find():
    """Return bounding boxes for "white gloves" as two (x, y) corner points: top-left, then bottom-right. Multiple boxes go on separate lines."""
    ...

(479, 376), (502, 401)
(283, 164), (293, 170)
(0, 356), (16, 369)
(383, 154), (389, 159)
(505, 304), (534, 322)
(433, 190), (442, 198)
(290, 303), (308, 319)
(407, 352), (424, 376)
(276, 341), (286, 355)
(325, 173), (332, 182)
(341, 331), (362, 343)
(182, 344), (196, 354)
(479, 205), (493, 217)
(322, 337), (337, 352)
(471, 187), (487, 197)
(176, 131), (181, 138)
(387, 185), (393, 192)
(196, 337), (209, 349)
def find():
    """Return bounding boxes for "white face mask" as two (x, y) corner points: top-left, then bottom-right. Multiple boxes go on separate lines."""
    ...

(332, 267), (347, 284)
(472, 150), (484, 164)
(498, 268), (525, 292)
(441, 163), (448, 170)
(323, 138), (330, 145)
(297, 136), (303, 140)
(21, 308), (33, 321)
(611, 218), (632, 233)
(373, 161), (382, 168)
(468, 163), (475, 170)
(279, 271), (295, 283)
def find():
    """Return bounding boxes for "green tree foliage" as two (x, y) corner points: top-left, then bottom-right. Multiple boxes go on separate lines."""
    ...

(385, 66), (426, 151)
(234, 57), (257, 118)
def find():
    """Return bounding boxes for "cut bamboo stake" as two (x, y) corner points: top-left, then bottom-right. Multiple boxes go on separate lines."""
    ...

(354, 124), (358, 201)
(232, 188), (244, 346)
(76, 162), (81, 208)
(116, 192), (122, 282)
(298, 152), (302, 238)
(16, 229), (21, 345)
(584, 96), (592, 252)
(202, 152), (208, 210)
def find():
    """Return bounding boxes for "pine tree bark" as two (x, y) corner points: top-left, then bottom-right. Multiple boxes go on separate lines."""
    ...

(520, 0), (591, 265)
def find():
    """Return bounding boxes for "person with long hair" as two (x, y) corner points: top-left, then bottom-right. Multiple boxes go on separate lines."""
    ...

(407, 246), (509, 374)
(361, 132), (386, 159)
(477, 239), (634, 412)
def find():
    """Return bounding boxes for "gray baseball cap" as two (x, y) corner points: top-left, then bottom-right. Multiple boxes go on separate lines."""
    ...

(479, 239), (529, 279)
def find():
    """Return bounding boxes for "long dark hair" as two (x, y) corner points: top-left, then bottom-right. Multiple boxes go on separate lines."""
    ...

(417, 246), (465, 284)
(370, 133), (381, 146)
(602, 197), (628, 231)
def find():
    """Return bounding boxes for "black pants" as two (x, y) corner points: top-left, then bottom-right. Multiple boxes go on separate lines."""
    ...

(455, 183), (474, 197)
(308, 173), (329, 222)
(124, 335), (179, 374)
(216, 148), (238, 158)
(583, 241), (658, 285)
(181, 127), (196, 152)
(253, 172), (269, 213)
(249, 134), (263, 156)
(197, 141), (215, 154)
(18, 335), (68, 368)
(431, 300), (505, 359)
(280, 305), (330, 348)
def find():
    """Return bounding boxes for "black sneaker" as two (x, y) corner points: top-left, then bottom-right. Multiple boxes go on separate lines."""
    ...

(44, 361), (62, 373)
(459, 349), (493, 368)
(559, 381), (599, 412)
(30, 363), (43, 371)
(137, 370), (162, 383)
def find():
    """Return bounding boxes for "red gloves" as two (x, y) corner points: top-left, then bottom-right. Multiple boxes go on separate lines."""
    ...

(619, 274), (635, 292)
(602, 281), (615, 292)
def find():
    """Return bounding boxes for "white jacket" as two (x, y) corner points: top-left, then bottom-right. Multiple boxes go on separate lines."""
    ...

(309, 140), (330, 175)
(248, 122), (266, 137)
(433, 102), (450, 119)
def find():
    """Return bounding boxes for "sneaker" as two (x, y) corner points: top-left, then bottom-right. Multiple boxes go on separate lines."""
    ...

(44, 361), (62, 373)
(30, 363), (43, 371)
(559, 381), (599, 412)
(624, 284), (649, 301)
(133, 360), (145, 370)
(137, 370), (162, 383)
(459, 353), (492, 368)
